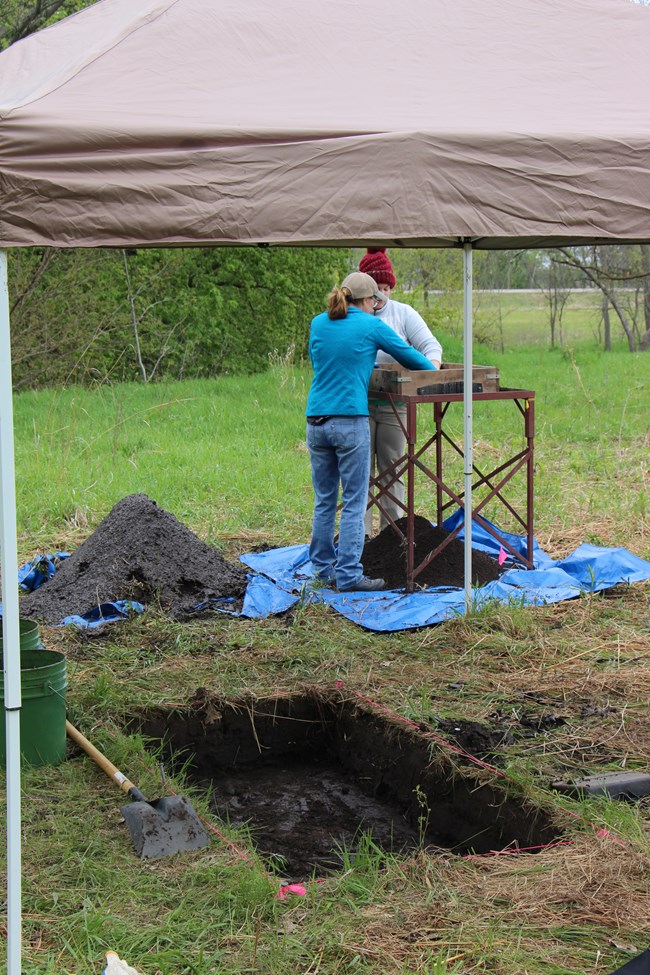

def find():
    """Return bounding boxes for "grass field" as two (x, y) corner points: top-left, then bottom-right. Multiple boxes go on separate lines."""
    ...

(472, 289), (606, 349)
(3, 305), (650, 975)
(13, 339), (648, 559)
(411, 287), (633, 352)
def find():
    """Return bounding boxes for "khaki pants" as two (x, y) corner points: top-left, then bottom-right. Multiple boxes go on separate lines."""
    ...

(365, 401), (407, 535)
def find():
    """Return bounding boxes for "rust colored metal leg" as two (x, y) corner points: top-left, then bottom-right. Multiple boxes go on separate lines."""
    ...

(434, 401), (443, 527)
(371, 389), (536, 583)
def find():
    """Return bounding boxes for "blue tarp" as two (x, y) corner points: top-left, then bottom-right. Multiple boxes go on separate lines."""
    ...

(1, 553), (145, 628)
(5, 515), (648, 632)
(53, 575), (299, 627)
(192, 574), (299, 619)
(18, 552), (70, 591)
(60, 601), (145, 630)
(240, 514), (650, 632)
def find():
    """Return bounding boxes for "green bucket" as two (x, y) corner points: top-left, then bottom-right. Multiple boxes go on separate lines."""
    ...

(0, 618), (45, 654)
(0, 624), (68, 767)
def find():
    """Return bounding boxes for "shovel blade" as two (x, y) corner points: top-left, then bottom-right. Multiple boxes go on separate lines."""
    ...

(121, 795), (210, 859)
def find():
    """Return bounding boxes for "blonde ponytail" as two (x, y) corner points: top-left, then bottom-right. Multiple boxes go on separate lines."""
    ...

(327, 286), (352, 320)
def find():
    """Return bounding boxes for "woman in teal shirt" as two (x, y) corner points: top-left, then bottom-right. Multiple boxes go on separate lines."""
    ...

(306, 272), (434, 592)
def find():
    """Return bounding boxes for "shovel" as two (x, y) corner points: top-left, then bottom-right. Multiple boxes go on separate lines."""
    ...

(66, 720), (209, 859)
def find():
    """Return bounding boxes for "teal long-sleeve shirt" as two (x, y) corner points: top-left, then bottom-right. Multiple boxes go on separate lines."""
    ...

(306, 305), (435, 416)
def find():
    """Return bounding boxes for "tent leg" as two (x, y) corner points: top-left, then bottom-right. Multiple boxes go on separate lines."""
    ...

(462, 242), (473, 610)
(0, 249), (22, 975)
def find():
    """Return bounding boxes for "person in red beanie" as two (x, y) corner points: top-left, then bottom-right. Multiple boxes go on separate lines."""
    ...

(358, 247), (442, 535)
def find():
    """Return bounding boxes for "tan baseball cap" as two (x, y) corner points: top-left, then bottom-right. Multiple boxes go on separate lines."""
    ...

(341, 271), (384, 302)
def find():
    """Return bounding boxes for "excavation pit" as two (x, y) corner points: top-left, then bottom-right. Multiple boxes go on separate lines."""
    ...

(135, 689), (561, 878)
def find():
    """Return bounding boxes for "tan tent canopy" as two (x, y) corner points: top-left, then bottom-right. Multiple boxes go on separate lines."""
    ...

(1, 0), (650, 250)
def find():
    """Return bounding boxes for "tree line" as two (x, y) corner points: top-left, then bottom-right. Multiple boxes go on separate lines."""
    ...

(9, 244), (647, 391)
(8, 246), (351, 388)
(392, 246), (650, 353)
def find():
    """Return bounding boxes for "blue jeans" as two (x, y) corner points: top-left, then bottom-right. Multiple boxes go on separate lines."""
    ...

(307, 416), (370, 590)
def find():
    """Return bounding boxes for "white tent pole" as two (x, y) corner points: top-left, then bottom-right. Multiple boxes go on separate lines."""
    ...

(0, 249), (22, 975)
(462, 241), (473, 609)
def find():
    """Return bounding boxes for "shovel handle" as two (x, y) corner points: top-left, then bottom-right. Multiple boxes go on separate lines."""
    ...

(66, 720), (146, 802)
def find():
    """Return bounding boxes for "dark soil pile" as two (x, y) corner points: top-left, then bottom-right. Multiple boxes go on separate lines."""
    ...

(21, 494), (248, 622)
(362, 514), (503, 590)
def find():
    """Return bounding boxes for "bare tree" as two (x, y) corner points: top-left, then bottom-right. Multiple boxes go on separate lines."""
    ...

(121, 250), (184, 383)
(540, 252), (574, 348)
(601, 292), (612, 352)
(556, 246), (650, 352)
(641, 244), (650, 350)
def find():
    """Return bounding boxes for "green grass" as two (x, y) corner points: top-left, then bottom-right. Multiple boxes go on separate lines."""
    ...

(3, 317), (650, 975)
(474, 289), (606, 348)
(13, 340), (648, 559)
(13, 367), (312, 550)
(412, 287), (617, 350)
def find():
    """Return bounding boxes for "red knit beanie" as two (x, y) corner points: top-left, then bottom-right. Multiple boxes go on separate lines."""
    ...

(358, 247), (396, 289)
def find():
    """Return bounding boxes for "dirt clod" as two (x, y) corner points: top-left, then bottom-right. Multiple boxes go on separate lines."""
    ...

(433, 717), (515, 757)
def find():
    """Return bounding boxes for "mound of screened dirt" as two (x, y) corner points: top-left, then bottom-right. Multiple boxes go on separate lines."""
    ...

(361, 514), (503, 590)
(21, 494), (248, 623)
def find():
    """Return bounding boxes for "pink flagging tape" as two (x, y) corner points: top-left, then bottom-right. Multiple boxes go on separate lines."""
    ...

(275, 883), (307, 900)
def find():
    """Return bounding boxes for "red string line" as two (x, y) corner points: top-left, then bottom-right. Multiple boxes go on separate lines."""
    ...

(96, 672), (626, 878)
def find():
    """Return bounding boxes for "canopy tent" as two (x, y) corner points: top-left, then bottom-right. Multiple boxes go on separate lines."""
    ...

(1, 1), (650, 972)
(1, 0), (650, 250)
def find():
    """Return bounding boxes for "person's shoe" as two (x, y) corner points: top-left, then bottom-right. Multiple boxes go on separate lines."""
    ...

(338, 576), (385, 593)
